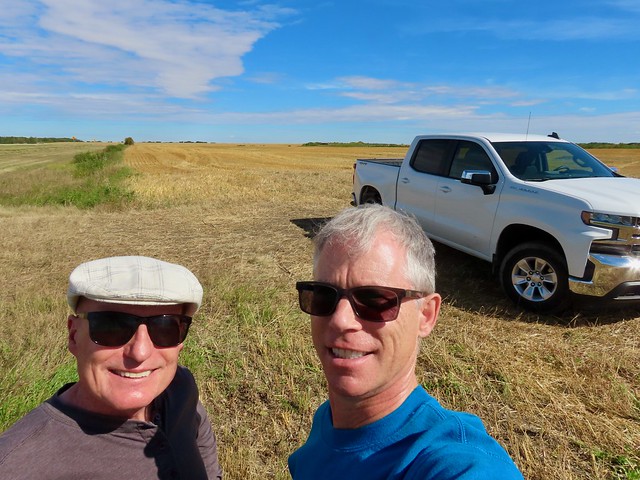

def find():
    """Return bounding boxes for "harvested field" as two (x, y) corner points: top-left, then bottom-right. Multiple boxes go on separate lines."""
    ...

(0, 143), (638, 479)
(0, 142), (107, 173)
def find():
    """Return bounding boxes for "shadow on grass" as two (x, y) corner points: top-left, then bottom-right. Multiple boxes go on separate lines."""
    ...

(432, 241), (640, 327)
(290, 217), (332, 239)
(291, 217), (640, 327)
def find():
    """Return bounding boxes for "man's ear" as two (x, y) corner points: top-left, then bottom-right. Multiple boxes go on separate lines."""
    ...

(67, 315), (80, 356)
(417, 293), (441, 338)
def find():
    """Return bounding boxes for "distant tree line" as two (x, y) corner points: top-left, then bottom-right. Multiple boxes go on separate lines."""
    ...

(0, 136), (80, 144)
(578, 142), (640, 149)
(302, 141), (409, 147)
(303, 140), (640, 149)
(2, 137), (637, 148)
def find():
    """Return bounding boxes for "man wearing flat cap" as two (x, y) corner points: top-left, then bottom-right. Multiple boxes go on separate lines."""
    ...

(0, 256), (222, 479)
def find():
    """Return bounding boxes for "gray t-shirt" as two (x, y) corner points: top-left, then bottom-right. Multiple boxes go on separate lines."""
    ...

(0, 366), (222, 480)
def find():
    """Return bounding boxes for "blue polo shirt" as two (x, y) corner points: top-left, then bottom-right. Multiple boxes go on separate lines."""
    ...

(289, 385), (523, 479)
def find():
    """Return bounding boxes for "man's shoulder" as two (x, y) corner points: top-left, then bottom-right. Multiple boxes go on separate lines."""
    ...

(404, 387), (523, 478)
(411, 386), (489, 430)
(0, 402), (58, 463)
(173, 364), (196, 382)
(163, 365), (197, 398)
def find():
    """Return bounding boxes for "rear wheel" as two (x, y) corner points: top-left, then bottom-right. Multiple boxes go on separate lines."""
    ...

(499, 242), (571, 313)
(360, 188), (382, 205)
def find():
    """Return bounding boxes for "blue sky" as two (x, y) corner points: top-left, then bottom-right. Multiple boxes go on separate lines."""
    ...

(1, 0), (639, 143)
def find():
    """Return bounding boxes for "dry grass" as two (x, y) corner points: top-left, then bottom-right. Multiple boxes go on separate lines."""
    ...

(591, 148), (640, 178)
(0, 142), (108, 173)
(0, 143), (638, 479)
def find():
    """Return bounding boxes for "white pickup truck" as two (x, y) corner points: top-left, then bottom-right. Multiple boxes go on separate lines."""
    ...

(352, 133), (640, 312)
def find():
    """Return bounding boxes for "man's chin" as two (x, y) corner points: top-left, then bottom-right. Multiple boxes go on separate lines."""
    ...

(326, 376), (373, 400)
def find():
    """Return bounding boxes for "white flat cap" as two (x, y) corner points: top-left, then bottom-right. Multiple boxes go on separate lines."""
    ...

(67, 256), (203, 315)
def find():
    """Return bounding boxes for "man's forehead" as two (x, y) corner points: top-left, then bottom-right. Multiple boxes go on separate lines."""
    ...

(318, 231), (404, 259)
(316, 235), (407, 278)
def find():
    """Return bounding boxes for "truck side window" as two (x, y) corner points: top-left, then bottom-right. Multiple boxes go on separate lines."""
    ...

(410, 139), (452, 175)
(449, 141), (497, 182)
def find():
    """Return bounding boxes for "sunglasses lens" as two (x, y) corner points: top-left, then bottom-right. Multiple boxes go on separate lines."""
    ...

(86, 312), (191, 347)
(87, 312), (138, 347)
(351, 287), (400, 321)
(147, 315), (191, 347)
(296, 283), (403, 322)
(297, 283), (339, 316)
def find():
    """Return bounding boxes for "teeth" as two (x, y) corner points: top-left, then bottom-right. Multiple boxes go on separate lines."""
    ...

(332, 348), (365, 359)
(115, 370), (151, 378)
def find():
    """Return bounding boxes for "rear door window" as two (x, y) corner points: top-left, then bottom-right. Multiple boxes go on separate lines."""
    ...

(409, 139), (453, 176)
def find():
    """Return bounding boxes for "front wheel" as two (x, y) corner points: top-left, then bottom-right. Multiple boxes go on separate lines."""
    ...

(499, 242), (571, 313)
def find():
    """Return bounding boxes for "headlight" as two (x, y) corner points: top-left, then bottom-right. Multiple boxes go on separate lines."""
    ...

(581, 211), (638, 227)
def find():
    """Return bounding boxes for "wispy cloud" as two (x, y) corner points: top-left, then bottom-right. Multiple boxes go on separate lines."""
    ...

(196, 103), (478, 125)
(412, 17), (640, 41)
(0, 0), (293, 98)
(338, 76), (403, 91)
(399, 0), (640, 42)
(608, 0), (640, 13)
(332, 76), (520, 105)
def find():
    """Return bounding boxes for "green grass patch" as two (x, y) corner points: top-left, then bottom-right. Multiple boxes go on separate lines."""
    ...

(593, 449), (640, 479)
(0, 361), (77, 431)
(0, 143), (135, 208)
(0, 296), (76, 431)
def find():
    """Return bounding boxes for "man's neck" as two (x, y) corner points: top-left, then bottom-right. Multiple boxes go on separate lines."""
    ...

(328, 377), (419, 429)
(59, 383), (150, 422)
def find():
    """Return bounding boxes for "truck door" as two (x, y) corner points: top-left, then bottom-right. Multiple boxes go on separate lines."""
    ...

(395, 139), (455, 234)
(430, 141), (502, 260)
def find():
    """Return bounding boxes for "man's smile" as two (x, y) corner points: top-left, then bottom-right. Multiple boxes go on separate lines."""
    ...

(112, 369), (153, 379)
(331, 348), (369, 359)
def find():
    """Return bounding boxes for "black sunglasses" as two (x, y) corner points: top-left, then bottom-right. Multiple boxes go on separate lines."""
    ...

(80, 311), (192, 348)
(296, 281), (428, 322)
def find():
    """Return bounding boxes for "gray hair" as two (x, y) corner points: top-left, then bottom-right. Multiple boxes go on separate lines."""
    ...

(313, 205), (436, 293)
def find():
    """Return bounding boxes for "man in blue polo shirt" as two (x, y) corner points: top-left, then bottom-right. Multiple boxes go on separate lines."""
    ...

(290, 205), (523, 479)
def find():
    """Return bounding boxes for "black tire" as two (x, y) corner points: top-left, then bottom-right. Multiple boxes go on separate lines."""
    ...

(499, 242), (571, 313)
(360, 188), (382, 205)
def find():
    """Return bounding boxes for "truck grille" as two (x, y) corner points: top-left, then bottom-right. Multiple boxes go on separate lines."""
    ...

(590, 224), (640, 257)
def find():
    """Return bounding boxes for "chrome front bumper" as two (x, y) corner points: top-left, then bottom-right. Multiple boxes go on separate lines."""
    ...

(569, 253), (640, 299)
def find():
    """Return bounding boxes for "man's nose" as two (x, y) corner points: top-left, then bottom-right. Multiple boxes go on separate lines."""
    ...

(123, 324), (155, 361)
(328, 297), (363, 330)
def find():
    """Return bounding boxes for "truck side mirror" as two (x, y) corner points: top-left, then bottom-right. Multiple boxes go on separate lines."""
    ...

(460, 170), (496, 194)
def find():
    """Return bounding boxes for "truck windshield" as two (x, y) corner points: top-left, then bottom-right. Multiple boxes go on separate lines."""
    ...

(491, 141), (617, 181)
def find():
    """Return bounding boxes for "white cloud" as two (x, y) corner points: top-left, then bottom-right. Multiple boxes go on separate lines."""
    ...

(331, 76), (520, 105)
(608, 0), (640, 13)
(403, 1), (640, 42)
(420, 17), (640, 41)
(511, 99), (547, 107)
(248, 72), (285, 84)
(0, 0), (291, 98)
(338, 76), (403, 91)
